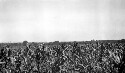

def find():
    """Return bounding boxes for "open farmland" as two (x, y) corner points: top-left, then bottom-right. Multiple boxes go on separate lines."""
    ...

(0, 40), (125, 73)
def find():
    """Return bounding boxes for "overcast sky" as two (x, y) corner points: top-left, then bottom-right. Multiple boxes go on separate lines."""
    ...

(0, 0), (125, 42)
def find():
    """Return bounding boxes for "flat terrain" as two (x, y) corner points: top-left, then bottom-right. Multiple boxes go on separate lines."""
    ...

(0, 40), (125, 73)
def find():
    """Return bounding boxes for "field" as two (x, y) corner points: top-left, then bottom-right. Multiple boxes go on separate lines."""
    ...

(0, 40), (125, 73)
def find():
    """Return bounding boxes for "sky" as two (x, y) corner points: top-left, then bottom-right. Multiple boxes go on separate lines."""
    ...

(0, 0), (125, 42)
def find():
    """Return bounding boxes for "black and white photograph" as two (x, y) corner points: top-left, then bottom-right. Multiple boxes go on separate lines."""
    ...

(0, 0), (125, 73)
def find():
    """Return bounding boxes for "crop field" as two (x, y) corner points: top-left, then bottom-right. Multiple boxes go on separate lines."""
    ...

(0, 40), (125, 73)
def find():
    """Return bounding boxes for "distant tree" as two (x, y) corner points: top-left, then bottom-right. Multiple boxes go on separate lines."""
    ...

(118, 39), (125, 43)
(121, 39), (125, 40)
(23, 41), (28, 46)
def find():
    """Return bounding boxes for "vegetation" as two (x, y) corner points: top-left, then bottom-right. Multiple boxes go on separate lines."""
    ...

(0, 40), (125, 73)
